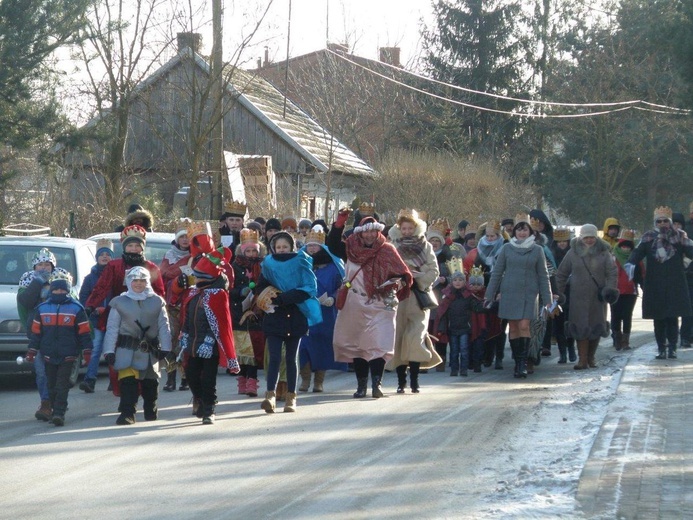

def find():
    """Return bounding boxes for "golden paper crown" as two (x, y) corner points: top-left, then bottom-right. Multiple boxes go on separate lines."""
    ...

(255, 286), (281, 312)
(619, 229), (636, 242)
(485, 219), (501, 235)
(175, 218), (192, 236)
(240, 228), (259, 245)
(428, 218), (451, 238)
(553, 227), (571, 242)
(95, 238), (113, 251)
(653, 206), (672, 221)
(187, 221), (212, 238)
(305, 224), (326, 245)
(468, 265), (485, 285)
(224, 200), (247, 217)
(515, 213), (530, 225)
(120, 225), (146, 243)
(396, 208), (419, 225)
(446, 257), (465, 277)
(358, 202), (376, 216)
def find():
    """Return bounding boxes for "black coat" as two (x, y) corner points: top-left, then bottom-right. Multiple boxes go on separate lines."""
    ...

(629, 233), (693, 319)
(256, 277), (309, 338)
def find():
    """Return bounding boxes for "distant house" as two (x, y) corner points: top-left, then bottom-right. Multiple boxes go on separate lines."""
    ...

(57, 34), (375, 221)
(255, 44), (429, 166)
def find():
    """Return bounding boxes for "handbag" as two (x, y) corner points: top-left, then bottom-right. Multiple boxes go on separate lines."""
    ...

(411, 284), (438, 311)
(336, 265), (364, 311)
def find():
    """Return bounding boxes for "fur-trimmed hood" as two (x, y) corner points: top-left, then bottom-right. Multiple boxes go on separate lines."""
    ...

(124, 209), (154, 231)
(388, 218), (427, 241)
(570, 236), (612, 257)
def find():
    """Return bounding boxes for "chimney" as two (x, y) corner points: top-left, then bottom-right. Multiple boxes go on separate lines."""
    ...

(379, 47), (401, 67)
(177, 32), (202, 53)
(264, 46), (270, 67)
(327, 42), (349, 54)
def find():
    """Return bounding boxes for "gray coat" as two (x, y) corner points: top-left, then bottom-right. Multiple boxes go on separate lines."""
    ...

(555, 237), (617, 340)
(486, 240), (552, 320)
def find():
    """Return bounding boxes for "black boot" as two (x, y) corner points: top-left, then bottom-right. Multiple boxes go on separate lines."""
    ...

(557, 337), (568, 364)
(202, 403), (215, 425)
(116, 377), (139, 425)
(141, 379), (158, 421)
(369, 358), (386, 398)
(396, 365), (407, 394)
(516, 338), (528, 378)
(353, 378), (368, 398)
(494, 334), (505, 369)
(668, 344), (678, 359)
(655, 344), (667, 360)
(353, 358), (369, 398)
(371, 374), (384, 398)
(567, 339), (577, 362)
(509, 338), (520, 377)
(163, 371), (176, 392)
(410, 362), (420, 393)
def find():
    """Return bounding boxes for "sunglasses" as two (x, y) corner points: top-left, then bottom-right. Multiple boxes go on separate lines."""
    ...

(655, 219), (668, 224)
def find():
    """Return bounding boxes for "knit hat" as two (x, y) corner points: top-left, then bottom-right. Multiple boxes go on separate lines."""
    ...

(281, 217), (298, 230)
(463, 232), (476, 242)
(579, 224), (599, 238)
(501, 218), (514, 227)
(246, 221), (262, 233)
(32, 248), (56, 268)
(269, 231), (296, 253)
(265, 218), (282, 232)
(298, 218), (312, 230)
(457, 219), (469, 230)
(672, 212), (685, 226)
(253, 217), (266, 225)
(354, 216), (385, 234)
(95, 238), (114, 261)
(193, 247), (232, 279)
(49, 270), (73, 293)
(468, 266), (485, 286)
(120, 224), (147, 249)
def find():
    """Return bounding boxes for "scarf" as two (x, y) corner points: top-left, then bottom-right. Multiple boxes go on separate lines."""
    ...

(163, 243), (190, 264)
(640, 226), (684, 263)
(122, 252), (146, 266)
(477, 235), (504, 267)
(394, 235), (428, 269)
(612, 245), (631, 267)
(509, 235), (536, 249)
(345, 232), (412, 300)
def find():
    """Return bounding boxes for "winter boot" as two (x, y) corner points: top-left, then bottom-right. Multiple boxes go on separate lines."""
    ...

(621, 333), (631, 350)
(312, 371), (325, 392)
(557, 338), (568, 364)
(116, 377), (139, 425)
(284, 392), (297, 412)
(574, 340), (589, 370)
(588, 339), (600, 368)
(495, 334), (505, 369)
(494, 357), (503, 370)
(275, 381), (288, 402)
(192, 397), (204, 418)
(141, 379), (158, 421)
(35, 399), (52, 421)
(668, 344), (678, 359)
(237, 376), (247, 395)
(410, 362), (420, 393)
(396, 365), (407, 394)
(371, 374), (384, 398)
(201, 403), (215, 424)
(612, 331), (621, 351)
(353, 377), (368, 398)
(299, 363), (312, 392)
(79, 378), (96, 393)
(163, 371), (176, 392)
(51, 414), (65, 427)
(655, 344), (667, 359)
(567, 340), (577, 362)
(245, 378), (259, 397)
(509, 338), (521, 378)
(261, 391), (276, 413)
(202, 414), (215, 425)
(178, 378), (189, 391)
(516, 338), (528, 379)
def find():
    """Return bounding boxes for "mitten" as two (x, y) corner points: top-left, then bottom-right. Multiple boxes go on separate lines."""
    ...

(105, 353), (115, 366)
(322, 297), (334, 307)
(81, 349), (92, 367)
(25, 348), (38, 363)
(334, 208), (351, 228)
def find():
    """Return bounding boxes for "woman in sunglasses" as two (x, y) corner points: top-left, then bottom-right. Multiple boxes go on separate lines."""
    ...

(625, 206), (693, 360)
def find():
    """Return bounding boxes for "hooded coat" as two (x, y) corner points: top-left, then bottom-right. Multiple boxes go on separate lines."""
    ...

(602, 217), (621, 248)
(555, 237), (617, 340)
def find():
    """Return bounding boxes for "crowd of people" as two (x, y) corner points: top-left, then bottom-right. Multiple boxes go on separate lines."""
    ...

(19, 200), (693, 426)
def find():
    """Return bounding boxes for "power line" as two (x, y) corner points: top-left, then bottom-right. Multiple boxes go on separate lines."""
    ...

(326, 49), (691, 117)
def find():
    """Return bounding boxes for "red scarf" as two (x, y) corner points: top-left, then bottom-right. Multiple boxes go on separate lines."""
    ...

(345, 232), (412, 299)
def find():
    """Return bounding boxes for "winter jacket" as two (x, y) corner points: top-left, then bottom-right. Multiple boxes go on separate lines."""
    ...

(555, 237), (617, 340)
(79, 264), (108, 327)
(602, 218), (621, 248)
(435, 286), (472, 335)
(28, 297), (92, 364)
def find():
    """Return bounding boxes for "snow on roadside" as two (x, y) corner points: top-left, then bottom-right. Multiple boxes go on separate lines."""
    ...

(470, 342), (657, 519)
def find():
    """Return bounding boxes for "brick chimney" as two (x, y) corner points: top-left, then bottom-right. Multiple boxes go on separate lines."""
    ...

(379, 47), (401, 67)
(177, 32), (202, 53)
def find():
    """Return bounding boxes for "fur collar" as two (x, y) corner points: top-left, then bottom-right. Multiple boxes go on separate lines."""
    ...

(570, 236), (611, 257)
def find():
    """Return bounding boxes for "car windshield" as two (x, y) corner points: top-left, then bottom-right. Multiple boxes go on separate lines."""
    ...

(0, 245), (76, 285)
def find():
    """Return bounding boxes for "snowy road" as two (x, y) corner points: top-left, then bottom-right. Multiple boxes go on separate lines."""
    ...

(0, 317), (653, 519)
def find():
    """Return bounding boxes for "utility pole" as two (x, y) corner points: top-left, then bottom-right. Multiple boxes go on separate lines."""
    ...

(210, 0), (224, 219)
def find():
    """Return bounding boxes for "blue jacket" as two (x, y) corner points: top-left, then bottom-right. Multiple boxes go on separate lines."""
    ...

(28, 297), (93, 364)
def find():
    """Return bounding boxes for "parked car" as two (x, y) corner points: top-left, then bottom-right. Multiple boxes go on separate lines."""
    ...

(0, 236), (96, 375)
(87, 232), (176, 266)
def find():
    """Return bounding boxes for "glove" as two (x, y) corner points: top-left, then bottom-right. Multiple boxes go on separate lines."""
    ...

(81, 349), (92, 367)
(157, 350), (169, 361)
(335, 208), (351, 228)
(177, 273), (190, 290)
(25, 349), (38, 363)
(105, 353), (115, 366)
(321, 297), (334, 307)
(624, 263), (635, 281)
(240, 286), (251, 297)
(265, 304), (277, 314)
